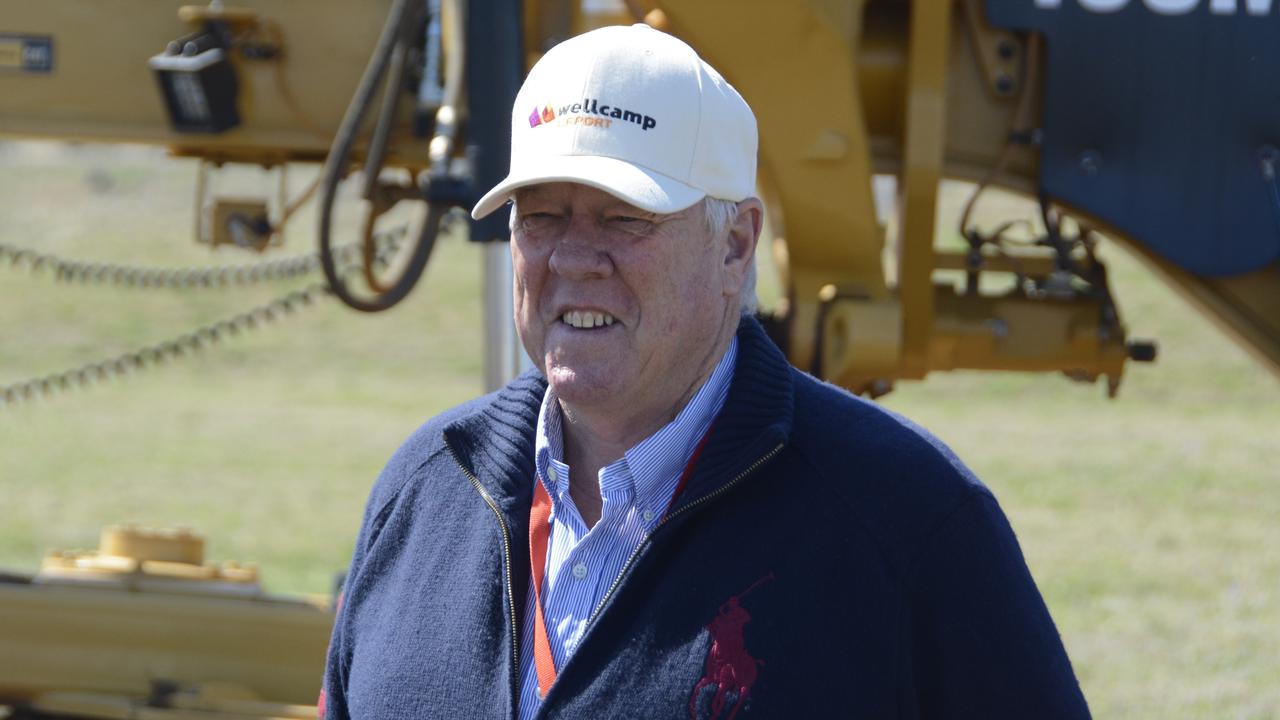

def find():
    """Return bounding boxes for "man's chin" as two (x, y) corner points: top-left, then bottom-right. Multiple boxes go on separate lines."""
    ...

(546, 365), (622, 409)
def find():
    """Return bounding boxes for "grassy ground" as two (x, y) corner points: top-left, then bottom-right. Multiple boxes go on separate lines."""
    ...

(1, 142), (1278, 718)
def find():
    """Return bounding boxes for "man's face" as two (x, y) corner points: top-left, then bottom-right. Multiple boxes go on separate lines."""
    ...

(511, 183), (734, 418)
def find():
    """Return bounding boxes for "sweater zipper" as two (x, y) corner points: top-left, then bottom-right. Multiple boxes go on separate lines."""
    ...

(444, 435), (519, 716)
(585, 441), (785, 627)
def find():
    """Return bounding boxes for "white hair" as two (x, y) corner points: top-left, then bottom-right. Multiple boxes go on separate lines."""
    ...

(507, 195), (758, 316)
(701, 197), (758, 316)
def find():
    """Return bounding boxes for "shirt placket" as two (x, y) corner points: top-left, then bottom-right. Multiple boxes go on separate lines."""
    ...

(550, 464), (636, 659)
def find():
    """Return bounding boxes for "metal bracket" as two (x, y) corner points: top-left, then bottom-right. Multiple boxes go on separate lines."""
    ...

(962, 0), (1023, 99)
(194, 159), (290, 251)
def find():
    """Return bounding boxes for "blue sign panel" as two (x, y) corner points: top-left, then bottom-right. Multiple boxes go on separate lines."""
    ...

(987, 1), (1280, 276)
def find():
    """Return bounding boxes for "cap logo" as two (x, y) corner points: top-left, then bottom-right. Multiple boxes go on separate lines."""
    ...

(527, 98), (657, 131)
(528, 105), (557, 128)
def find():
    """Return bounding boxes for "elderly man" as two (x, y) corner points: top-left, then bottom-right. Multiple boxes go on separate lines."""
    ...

(322, 23), (1091, 720)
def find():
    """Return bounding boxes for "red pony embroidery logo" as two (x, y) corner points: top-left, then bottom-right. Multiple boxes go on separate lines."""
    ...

(688, 572), (775, 720)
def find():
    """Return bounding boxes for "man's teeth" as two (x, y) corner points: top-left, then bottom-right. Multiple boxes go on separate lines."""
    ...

(562, 310), (616, 329)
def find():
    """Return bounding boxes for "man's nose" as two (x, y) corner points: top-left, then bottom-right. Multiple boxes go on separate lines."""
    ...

(548, 224), (612, 279)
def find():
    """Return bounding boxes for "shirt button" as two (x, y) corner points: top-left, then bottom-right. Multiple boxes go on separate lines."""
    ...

(572, 562), (588, 579)
(547, 465), (559, 483)
(642, 509), (655, 523)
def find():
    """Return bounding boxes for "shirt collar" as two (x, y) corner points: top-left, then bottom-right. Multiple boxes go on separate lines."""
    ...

(534, 384), (568, 500)
(534, 337), (738, 516)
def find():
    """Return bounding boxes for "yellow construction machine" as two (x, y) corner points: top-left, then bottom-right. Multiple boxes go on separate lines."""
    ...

(2, 0), (1278, 717)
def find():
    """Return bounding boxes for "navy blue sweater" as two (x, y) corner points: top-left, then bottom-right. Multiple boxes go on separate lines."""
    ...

(323, 318), (1091, 719)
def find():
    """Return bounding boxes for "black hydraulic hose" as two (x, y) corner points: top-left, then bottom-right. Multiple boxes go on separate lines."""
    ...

(318, 0), (439, 313)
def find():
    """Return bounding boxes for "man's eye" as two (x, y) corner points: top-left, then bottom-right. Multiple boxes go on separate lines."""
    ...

(519, 212), (560, 228)
(610, 215), (652, 229)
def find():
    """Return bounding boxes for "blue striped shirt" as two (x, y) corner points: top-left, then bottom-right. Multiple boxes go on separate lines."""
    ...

(517, 337), (738, 718)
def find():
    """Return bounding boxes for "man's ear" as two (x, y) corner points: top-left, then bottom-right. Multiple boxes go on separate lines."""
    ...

(722, 197), (764, 296)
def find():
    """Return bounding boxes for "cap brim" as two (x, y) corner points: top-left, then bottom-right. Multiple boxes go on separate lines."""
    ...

(470, 154), (705, 220)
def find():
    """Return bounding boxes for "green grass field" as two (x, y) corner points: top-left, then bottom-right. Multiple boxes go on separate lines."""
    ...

(2, 141), (1278, 718)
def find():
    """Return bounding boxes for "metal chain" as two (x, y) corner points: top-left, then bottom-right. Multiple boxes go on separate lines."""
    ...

(0, 228), (408, 409)
(0, 283), (332, 408)
(0, 226), (406, 290)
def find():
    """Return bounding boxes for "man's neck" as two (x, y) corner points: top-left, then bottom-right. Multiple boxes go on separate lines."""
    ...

(557, 327), (735, 529)
(560, 420), (627, 529)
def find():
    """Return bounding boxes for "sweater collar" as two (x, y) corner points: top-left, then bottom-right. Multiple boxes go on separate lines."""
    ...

(670, 316), (793, 515)
(443, 317), (794, 516)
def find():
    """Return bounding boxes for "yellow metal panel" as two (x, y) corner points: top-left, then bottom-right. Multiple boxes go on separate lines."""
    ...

(0, 583), (331, 707)
(0, 0), (427, 165)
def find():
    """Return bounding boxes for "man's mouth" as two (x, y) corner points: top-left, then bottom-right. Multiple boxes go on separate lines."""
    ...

(561, 310), (616, 329)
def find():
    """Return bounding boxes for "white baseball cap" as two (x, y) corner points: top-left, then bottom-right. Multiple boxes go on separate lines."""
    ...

(470, 23), (758, 220)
